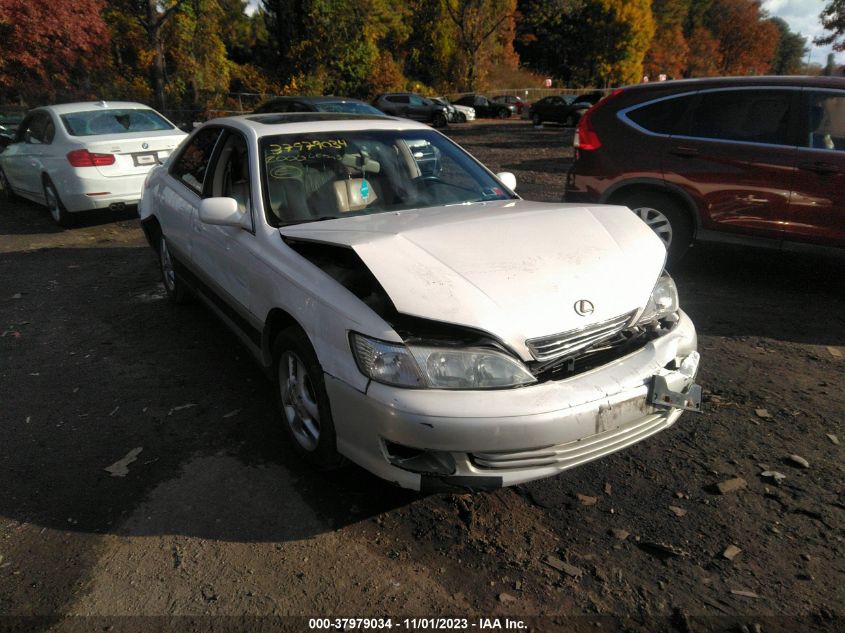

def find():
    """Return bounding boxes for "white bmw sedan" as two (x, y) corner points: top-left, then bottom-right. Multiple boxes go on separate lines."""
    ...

(139, 112), (701, 491)
(0, 101), (186, 226)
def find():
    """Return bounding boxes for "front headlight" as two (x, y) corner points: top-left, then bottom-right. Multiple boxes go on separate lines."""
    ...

(350, 333), (536, 389)
(637, 274), (680, 325)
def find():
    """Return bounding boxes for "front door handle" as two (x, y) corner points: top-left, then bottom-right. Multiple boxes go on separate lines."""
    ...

(798, 161), (839, 175)
(669, 146), (699, 158)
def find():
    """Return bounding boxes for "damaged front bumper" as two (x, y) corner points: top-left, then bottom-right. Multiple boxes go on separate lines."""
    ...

(326, 311), (700, 491)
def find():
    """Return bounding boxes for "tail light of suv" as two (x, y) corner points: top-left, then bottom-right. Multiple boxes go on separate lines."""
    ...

(574, 88), (626, 152)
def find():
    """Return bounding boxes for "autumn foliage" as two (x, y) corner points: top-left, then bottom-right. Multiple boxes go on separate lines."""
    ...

(0, 0), (820, 111)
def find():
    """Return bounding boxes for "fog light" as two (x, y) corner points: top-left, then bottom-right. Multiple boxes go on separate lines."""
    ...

(383, 441), (456, 475)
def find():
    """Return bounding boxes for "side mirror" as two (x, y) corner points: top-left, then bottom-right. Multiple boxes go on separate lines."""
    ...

(496, 172), (517, 192)
(199, 197), (244, 227)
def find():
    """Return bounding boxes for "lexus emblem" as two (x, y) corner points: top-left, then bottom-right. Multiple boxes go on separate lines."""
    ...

(574, 299), (594, 316)
(142, 142), (149, 149)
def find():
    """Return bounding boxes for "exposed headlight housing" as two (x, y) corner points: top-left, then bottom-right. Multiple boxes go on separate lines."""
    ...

(350, 333), (536, 389)
(637, 274), (680, 325)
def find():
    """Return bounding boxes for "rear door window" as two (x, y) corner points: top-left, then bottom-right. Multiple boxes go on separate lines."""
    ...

(686, 89), (793, 145)
(806, 91), (845, 151)
(170, 127), (223, 194)
(626, 94), (695, 135)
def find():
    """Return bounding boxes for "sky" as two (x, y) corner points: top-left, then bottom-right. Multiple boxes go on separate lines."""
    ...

(245, 0), (842, 68)
(763, 0), (841, 66)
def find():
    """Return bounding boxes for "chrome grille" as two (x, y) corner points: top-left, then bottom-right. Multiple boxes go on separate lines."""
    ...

(526, 311), (636, 362)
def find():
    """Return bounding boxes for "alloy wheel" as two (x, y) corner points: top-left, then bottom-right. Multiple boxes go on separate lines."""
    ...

(159, 237), (176, 292)
(633, 206), (673, 247)
(279, 350), (321, 452)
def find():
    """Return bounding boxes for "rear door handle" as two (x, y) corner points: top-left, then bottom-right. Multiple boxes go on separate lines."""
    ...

(799, 161), (839, 175)
(669, 146), (699, 158)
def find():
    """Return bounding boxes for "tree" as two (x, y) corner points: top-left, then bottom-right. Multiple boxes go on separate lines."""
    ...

(705, 0), (776, 75)
(816, 0), (845, 51)
(686, 26), (722, 76)
(443, 0), (517, 91)
(105, 1), (187, 111)
(769, 17), (808, 75)
(0, 0), (111, 103)
(644, 0), (690, 79)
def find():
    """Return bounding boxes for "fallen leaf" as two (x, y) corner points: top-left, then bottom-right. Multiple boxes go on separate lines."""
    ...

(723, 544), (742, 561)
(716, 477), (747, 494)
(576, 493), (598, 506)
(104, 447), (143, 477)
(787, 454), (810, 469)
(669, 505), (687, 517)
(827, 346), (843, 358)
(222, 409), (241, 419)
(760, 470), (786, 484)
(730, 589), (759, 599)
(168, 403), (197, 416)
(755, 408), (772, 418)
(827, 434), (840, 445)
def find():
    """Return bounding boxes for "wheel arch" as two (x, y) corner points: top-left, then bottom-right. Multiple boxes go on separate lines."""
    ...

(140, 215), (163, 253)
(602, 179), (701, 236)
(261, 308), (307, 368)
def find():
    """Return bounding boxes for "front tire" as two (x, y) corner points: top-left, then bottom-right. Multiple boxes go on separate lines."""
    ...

(433, 112), (448, 128)
(43, 177), (72, 227)
(532, 113), (542, 126)
(623, 192), (693, 267)
(273, 328), (343, 468)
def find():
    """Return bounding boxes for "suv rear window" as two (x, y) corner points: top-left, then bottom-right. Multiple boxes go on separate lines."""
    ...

(626, 94), (694, 135)
(686, 90), (792, 145)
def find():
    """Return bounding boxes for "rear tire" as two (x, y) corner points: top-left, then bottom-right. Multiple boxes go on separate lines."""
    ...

(159, 234), (189, 304)
(532, 113), (542, 126)
(433, 112), (448, 128)
(622, 192), (693, 267)
(273, 328), (343, 469)
(0, 166), (17, 201)
(498, 109), (510, 119)
(43, 177), (72, 227)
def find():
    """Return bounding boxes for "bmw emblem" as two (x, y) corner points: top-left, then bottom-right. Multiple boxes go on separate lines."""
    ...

(142, 142), (149, 149)
(574, 299), (594, 316)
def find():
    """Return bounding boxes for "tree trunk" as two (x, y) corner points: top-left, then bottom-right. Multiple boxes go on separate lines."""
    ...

(147, 0), (167, 112)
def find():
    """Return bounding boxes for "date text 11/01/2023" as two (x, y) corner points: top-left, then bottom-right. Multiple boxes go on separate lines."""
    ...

(308, 618), (528, 631)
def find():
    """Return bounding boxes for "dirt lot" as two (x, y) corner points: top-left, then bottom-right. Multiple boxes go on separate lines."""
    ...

(1, 120), (843, 633)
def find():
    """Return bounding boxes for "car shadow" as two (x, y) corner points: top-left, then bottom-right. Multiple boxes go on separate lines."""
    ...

(0, 197), (138, 235)
(673, 244), (845, 346)
(0, 245), (416, 547)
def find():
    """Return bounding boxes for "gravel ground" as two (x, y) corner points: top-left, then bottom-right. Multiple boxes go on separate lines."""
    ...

(0, 120), (843, 633)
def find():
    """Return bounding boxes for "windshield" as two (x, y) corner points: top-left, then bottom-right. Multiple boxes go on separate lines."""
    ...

(60, 109), (174, 137)
(315, 101), (384, 115)
(261, 129), (515, 227)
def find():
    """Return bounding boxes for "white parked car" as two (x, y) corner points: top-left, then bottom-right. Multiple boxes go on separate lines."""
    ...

(0, 101), (186, 226)
(139, 112), (701, 491)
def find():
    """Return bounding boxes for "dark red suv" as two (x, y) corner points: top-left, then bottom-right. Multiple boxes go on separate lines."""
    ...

(565, 76), (845, 263)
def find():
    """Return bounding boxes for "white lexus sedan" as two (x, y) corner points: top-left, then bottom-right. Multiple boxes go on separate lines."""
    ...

(0, 101), (186, 226)
(139, 112), (701, 491)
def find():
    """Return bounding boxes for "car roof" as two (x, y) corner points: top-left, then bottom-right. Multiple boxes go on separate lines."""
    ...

(203, 112), (433, 135)
(33, 101), (156, 116)
(261, 95), (368, 104)
(622, 75), (845, 97)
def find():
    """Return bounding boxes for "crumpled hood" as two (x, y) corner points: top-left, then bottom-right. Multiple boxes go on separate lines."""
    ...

(280, 200), (667, 359)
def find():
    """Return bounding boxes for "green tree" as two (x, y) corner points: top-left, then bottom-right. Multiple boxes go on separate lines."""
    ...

(816, 0), (845, 51)
(443, 0), (517, 91)
(769, 17), (808, 75)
